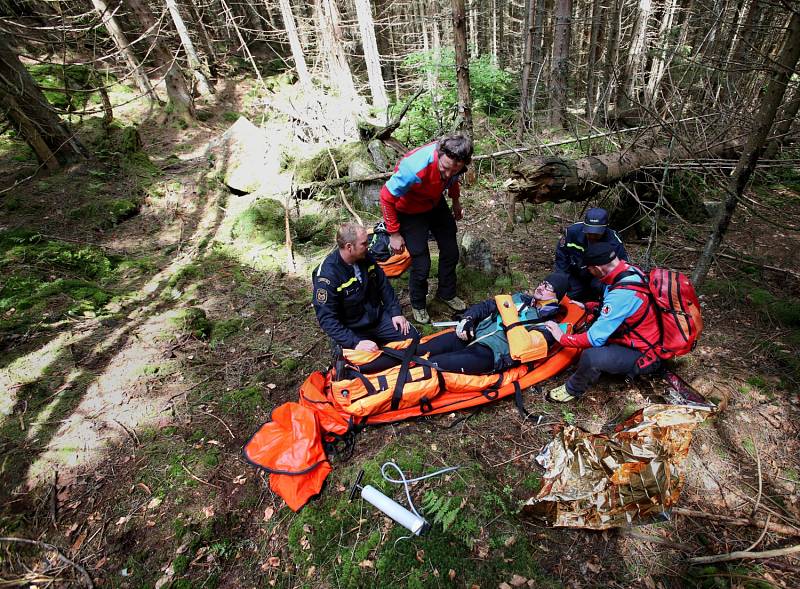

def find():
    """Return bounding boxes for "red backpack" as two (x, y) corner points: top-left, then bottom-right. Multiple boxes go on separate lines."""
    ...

(611, 267), (704, 362)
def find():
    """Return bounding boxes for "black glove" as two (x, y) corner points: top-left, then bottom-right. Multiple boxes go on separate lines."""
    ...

(456, 316), (475, 341)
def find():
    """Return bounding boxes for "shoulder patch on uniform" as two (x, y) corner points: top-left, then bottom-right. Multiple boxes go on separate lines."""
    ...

(601, 303), (612, 316)
(316, 288), (328, 304)
(317, 276), (331, 285)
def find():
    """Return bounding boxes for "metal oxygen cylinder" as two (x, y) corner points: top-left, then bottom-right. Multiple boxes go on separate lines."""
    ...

(349, 470), (429, 535)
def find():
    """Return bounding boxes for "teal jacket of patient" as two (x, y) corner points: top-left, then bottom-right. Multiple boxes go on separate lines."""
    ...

(465, 292), (560, 371)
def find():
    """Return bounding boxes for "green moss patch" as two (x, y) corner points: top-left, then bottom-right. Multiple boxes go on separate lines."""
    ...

(286, 440), (556, 589)
(67, 198), (140, 229)
(292, 143), (369, 184)
(220, 385), (264, 413)
(230, 199), (340, 255)
(0, 230), (124, 331)
(169, 307), (212, 339)
(26, 63), (103, 112)
(231, 199), (286, 245)
(210, 317), (245, 347)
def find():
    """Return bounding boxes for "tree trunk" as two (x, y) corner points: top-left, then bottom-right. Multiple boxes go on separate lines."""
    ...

(518, 0), (536, 140)
(126, 0), (195, 122)
(0, 36), (87, 169)
(317, 0), (358, 101)
(452, 0), (473, 136)
(763, 83), (800, 158)
(165, 0), (214, 96)
(387, 13), (401, 101)
(497, 0), (506, 68)
(549, 0), (572, 128)
(505, 139), (741, 204)
(601, 0), (622, 119)
(585, 0), (603, 119)
(693, 7), (800, 287)
(468, 0), (479, 58)
(530, 0), (546, 119)
(644, 0), (679, 106)
(617, 0), (652, 111)
(277, 0), (311, 87)
(185, 1), (218, 77)
(90, 0), (157, 102)
(354, 0), (389, 111)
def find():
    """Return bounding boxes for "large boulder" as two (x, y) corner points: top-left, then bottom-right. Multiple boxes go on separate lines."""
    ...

(367, 139), (401, 172)
(460, 232), (499, 277)
(348, 158), (382, 210)
(208, 117), (277, 195)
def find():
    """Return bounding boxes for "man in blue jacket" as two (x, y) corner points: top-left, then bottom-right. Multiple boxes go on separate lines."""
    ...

(554, 207), (627, 302)
(312, 223), (414, 351)
(544, 242), (661, 402)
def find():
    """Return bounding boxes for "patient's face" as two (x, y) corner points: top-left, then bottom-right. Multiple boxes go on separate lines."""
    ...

(532, 280), (556, 301)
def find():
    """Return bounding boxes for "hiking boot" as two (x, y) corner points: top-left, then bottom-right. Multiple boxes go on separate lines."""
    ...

(546, 384), (576, 403)
(412, 307), (430, 324)
(437, 296), (466, 311)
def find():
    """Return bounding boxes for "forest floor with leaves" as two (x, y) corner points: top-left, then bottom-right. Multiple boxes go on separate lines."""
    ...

(2, 75), (800, 589)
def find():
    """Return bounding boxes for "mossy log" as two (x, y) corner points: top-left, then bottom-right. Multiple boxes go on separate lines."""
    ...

(505, 141), (741, 204)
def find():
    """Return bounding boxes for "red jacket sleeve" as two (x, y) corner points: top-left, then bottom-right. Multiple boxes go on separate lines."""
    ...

(449, 180), (461, 201)
(560, 332), (592, 348)
(380, 184), (400, 233)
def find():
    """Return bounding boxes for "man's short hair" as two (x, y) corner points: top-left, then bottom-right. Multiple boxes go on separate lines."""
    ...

(438, 134), (473, 164)
(336, 222), (365, 249)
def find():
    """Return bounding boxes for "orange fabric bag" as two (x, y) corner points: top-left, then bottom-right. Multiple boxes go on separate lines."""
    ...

(242, 403), (332, 511)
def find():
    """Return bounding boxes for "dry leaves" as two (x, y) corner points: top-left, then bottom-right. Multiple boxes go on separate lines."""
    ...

(263, 506), (275, 521)
(260, 556), (280, 571)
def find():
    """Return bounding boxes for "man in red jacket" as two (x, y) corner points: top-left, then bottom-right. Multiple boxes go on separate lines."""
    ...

(380, 134), (473, 324)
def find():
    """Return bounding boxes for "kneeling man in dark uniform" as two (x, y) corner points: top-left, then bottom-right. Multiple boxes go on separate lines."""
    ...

(312, 222), (415, 351)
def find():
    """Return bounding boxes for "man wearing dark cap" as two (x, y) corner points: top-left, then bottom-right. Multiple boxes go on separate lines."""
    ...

(543, 243), (661, 403)
(554, 207), (627, 302)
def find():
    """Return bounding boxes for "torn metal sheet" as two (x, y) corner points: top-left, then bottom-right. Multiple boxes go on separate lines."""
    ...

(523, 383), (715, 529)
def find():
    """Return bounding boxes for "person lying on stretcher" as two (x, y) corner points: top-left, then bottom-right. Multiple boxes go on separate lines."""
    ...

(361, 272), (570, 374)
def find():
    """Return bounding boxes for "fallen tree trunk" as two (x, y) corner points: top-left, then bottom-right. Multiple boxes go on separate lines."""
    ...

(504, 140), (741, 204)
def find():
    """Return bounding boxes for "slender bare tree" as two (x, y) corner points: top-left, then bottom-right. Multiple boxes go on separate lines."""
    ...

(90, 0), (158, 103)
(354, 0), (389, 111)
(165, 0), (214, 96)
(550, 0), (572, 128)
(316, 0), (358, 101)
(126, 0), (195, 122)
(452, 0), (473, 135)
(277, 0), (312, 87)
(617, 0), (652, 111)
(644, 0), (680, 106)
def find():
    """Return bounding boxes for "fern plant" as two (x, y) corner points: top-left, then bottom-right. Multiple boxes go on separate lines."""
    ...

(421, 491), (461, 532)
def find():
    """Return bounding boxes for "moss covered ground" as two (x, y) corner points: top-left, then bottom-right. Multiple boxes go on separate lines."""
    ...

(1, 70), (799, 589)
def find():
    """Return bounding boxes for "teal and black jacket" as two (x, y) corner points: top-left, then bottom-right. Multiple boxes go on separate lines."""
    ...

(464, 293), (560, 371)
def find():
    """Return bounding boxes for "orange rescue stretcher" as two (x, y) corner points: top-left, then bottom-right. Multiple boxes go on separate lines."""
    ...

(244, 297), (586, 511)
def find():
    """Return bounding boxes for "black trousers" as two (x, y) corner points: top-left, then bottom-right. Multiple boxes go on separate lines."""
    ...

(360, 331), (495, 375)
(397, 198), (459, 309)
(566, 345), (661, 397)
